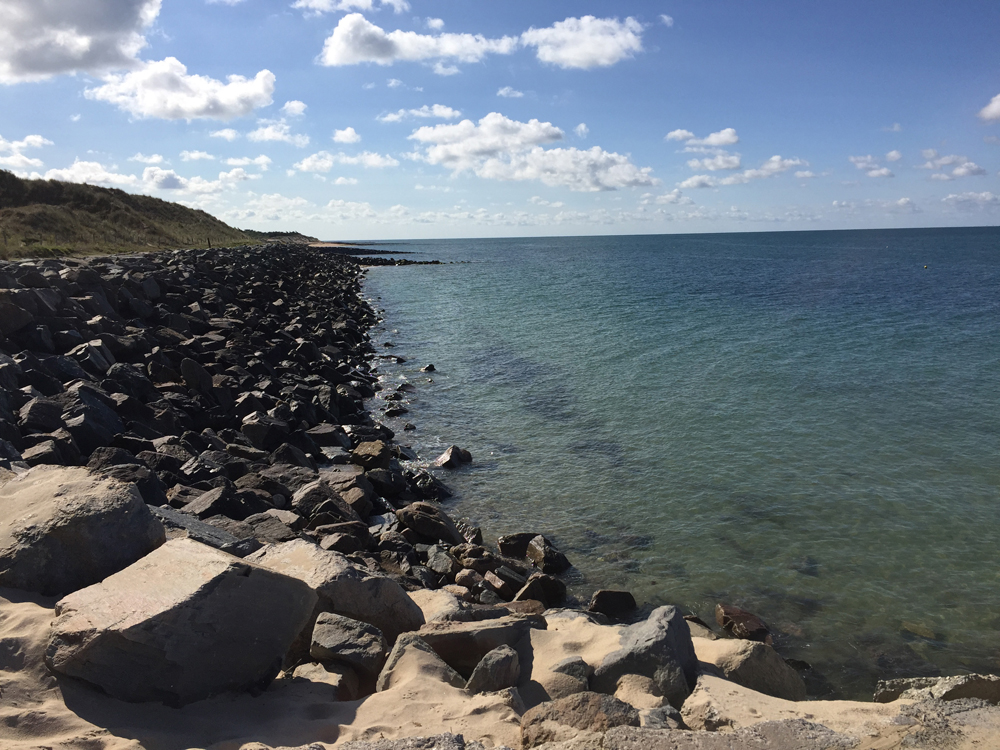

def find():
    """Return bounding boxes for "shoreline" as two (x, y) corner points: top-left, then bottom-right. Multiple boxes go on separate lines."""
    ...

(0, 243), (997, 748)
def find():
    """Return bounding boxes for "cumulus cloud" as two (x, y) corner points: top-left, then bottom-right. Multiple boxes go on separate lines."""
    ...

(333, 127), (361, 143)
(679, 155), (805, 188)
(248, 119), (310, 147)
(942, 191), (999, 209)
(795, 170), (816, 178)
(282, 100), (307, 117)
(377, 104), (461, 123)
(575, 123), (589, 138)
(291, 0), (407, 14)
(294, 150), (399, 172)
(0, 0), (161, 84)
(86, 57), (275, 120)
(426, 18), (444, 31)
(978, 93), (1000, 122)
(181, 150), (215, 161)
(43, 159), (138, 187)
(387, 78), (403, 88)
(0, 133), (53, 170)
(665, 129), (695, 141)
(919, 149), (987, 179)
(498, 86), (523, 98)
(832, 197), (919, 214)
(226, 155), (271, 170)
(687, 154), (741, 171)
(885, 150), (902, 162)
(521, 16), (643, 69)
(335, 176), (358, 185)
(319, 13), (518, 69)
(640, 189), (693, 205)
(408, 112), (656, 192)
(142, 165), (259, 193)
(849, 154), (893, 178)
(660, 15), (674, 27)
(686, 128), (739, 147)
(211, 128), (240, 141)
(128, 152), (163, 164)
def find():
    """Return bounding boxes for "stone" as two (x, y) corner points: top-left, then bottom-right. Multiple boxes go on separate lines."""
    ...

(417, 614), (544, 676)
(291, 661), (360, 701)
(465, 644), (521, 694)
(874, 673), (1000, 704)
(396, 501), (466, 546)
(589, 590), (637, 619)
(497, 532), (537, 558)
(99, 463), (169, 506)
(375, 633), (465, 693)
(351, 440), (392, 470)
(46, 538), (317, 706)
(18, 397), (64, 433)
(514, 572), (567, 608)
(310, 612), (389, 683)
(603, 723), (859, 750)
(715, 603), (772, 644)
(591, 606), (698, 710)
(526, 535), (571, 574)
(0, 297), (34, 337)
(693, 637), (806, 701)
(246, 539), (424, 644)
(0, 466), (165, 596)
(184, 484), (269, 521)
(521, 692), (640, 748)
(615, 674), (667, 710)
(21, 440), (63, 466)
(149, 504), (262, 557)
(434, 445), (471, 468)
(291, 479), (361, 523)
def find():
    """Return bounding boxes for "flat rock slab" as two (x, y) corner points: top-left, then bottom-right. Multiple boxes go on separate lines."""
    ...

(46, 537), (317, 706)
(0, 466), (165, 596)
(603, 721), (857, 750)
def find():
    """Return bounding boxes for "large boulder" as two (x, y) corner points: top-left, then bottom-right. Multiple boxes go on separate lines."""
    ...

(591, 606), (698, 709)
(520, 692), (640, 748)
(693, 637), (806, 701)
(310, 612), (389, 683)
(465, 644), (521, 694)
(0, 466), (165, 596)
(246, 539), (424, 643)
(45, 538), (317, 706)
(417, 614), (544, 677)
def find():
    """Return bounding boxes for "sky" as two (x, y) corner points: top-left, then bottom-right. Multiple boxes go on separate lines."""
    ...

(1, 0), (999, 240)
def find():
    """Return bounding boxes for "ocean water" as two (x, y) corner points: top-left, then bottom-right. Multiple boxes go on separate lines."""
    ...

(361, 227), (1000, 699)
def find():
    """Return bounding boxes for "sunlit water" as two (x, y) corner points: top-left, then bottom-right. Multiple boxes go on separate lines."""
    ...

(361, 228), (1000, 699)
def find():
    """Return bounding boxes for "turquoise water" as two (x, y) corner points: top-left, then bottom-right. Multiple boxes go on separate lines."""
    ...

(362, 228), (1000, 699)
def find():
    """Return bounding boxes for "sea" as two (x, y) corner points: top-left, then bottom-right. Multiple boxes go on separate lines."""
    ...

(360, 226), (1000, 699)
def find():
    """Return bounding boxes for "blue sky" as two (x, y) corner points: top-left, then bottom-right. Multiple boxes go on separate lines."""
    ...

(1, 0), (999, 239)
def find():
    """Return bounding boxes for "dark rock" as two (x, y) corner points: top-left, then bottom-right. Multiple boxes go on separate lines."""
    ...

(715, 603), (772, 644)
(87, 446), (142, 471)
(526, 535), (571, 574)
(149, 505), (262, 557)
(497, 532), (538, 559)
(18, 397), (65, 433)
(520, 692), (640, 748)
(465, 644), (520, 694)
(99, 463), (170, 506)
(397, 502), (466, 546)
(270, 442), (317, 471)
(351, 440), (392, 470)
(310, 612), (389, 684)
(434, 445), (472, 468)
(589, 590), (638, 619)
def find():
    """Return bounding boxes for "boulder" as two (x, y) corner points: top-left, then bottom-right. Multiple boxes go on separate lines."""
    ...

(434, 445), (471, 468)
(396, 501), (465, 546)
(246, 539), (424, 643)
(310, 612), (389, 683)
(376, 633), (465, 693)
(465, 644), (521, 694)
(591, 606), (698, 709)
(874, 673), (1000, 704)
(0, 466), (165, 596)
(693, 637), (806, 701)
(351, 440), (392, 470)
(149, 504), (261, 557)
(589, 590), (638, 619)
(291, 661), (360, 701)
(417, 614), (544, 676)
(46, 537), (317, 705)
(520, 692), (640, 748)
(715, 603), (772, 644)
(526, 535), (571, 574)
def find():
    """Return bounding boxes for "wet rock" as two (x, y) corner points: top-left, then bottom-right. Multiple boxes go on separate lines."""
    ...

(715, 603), (772, 644)
(45, 538), (317, 705)
(589, 590), (638, 619)
(434, 445), (471, 469)
(497, 532), (538, 559)
(526, 535), (571, 574)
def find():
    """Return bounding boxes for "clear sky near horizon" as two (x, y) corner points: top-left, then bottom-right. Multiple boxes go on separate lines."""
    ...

(1, 0), (999, 240)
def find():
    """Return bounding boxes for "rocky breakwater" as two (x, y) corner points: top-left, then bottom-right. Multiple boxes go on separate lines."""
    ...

(0, 243), (998, 749)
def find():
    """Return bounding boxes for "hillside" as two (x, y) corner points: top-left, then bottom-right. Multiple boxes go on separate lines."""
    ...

(0, 169), (303, 259)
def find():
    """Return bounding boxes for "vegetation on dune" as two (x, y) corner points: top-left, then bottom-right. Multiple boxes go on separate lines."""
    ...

(0, 170), (316, 260)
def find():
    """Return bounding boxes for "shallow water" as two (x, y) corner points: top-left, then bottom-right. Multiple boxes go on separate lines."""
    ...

(362, 228), (1000, 699)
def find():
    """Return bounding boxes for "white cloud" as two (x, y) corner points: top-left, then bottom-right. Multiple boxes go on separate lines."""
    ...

(883, 123), (902, 132)
(319, 13), (518, 68)
(832, 197), (919, 214)
(382, 0), (409, 12)
(408, 112), (657, 192)
(333, 127), (362, 143)
(640, 189), (692, 205)
(660, 15), (674, 27)
(665, 129), (695, 141)
(521, 16), (644, 69)
(687, 128), (739, 147)
(180, 150), (215, 161)
(208, 0), (248, 4)
(919, 149), (987, 179)
(225, 155), (271, 170)
(529, 196), (565, 208)
(942, 191), (999, 209)
(85, 57), (275, 120)
(128, 152), (163, 164)
(0, 133), (53, 170)
(498, 86), (524, 98)
(952, 162), (988, 177)
(282, 100), (307, 117)
(795, 170), (816, 178)
(291, 0), (397, 14)
(387, 78), (403, 88)
(978, 93), (1000, 122)
(142, 165), (259, 194)
(885, 150), (902, 162)
(43, 159), (138, 187)
(0, 0), (161, 84)
(574, 123), (589, 139)
(294, 150), (399, 172)
(849, 154), (893, 178)
(335, 176), (359, 185)
(432, 62), (460, 76)
(687, 154), (741, 171)
(679, 155), (805, 188)
(70, 114), (82, 122)
(426, 18), (444, 31)
(225, 192), (317, 223)
(377, 104), (461, 123)
(248, 119), (310, 147)
(210, 128), (240, 141)
(866, 167), (894, 178)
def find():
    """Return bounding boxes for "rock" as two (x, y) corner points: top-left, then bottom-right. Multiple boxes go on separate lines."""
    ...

(615, 674), (668, 710)
(291, 479), (361, 524)
(376, 633), (465, 692)
(46, 538), (317, 706)
(521, 692), (640, 748)
(715, 603), (772, 644)
(99, 463), (169, 506)
(246, 539), (424, 643)
(466, 644), (521, 694)
(603, 723), (859, 750)
(18, 397), (64, 433)
(589, 590), (638, 619)
(497, 532), (538, 558)
(0, 296), (34, 337)
(310, 612), (389, 684)
(417, 614), (544, 676)
(184, 483), (269, 521)
(396, 501), (466, 546)
(351, 440), (392, 470)
(21, 439), (63, 466)
(591, 606), (698, 710)
(434, 445), (471, 468)
(514, 572), (567, 608)
(408, 588), (465, 623)
(149, 504), (261, 557)
(693, 637), (806, 701)
(0, 466), (165, 596)
(874, 673), (1000, 704)
(291, 661), (360, 701)
(420, 364), (436, 372)
(526, 535), (571, 574)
